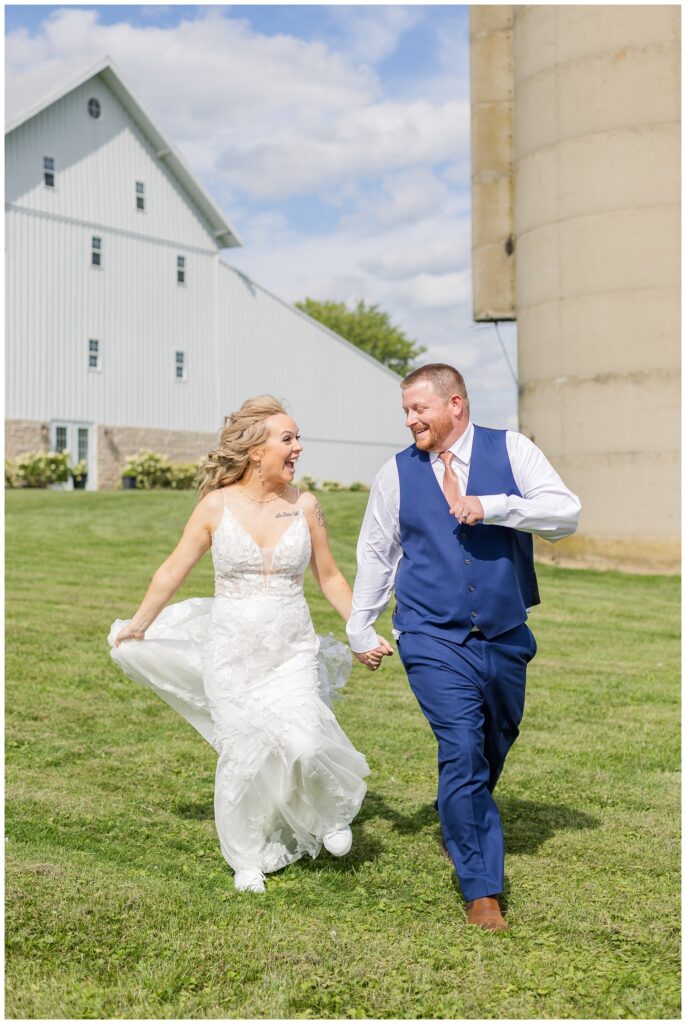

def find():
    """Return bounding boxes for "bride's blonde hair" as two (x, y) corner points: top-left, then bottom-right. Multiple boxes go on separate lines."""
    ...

(197, 395), (287, 498)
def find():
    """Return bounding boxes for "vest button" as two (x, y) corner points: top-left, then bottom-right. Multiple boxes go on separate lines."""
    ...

(464, 558), (471, 565)
(460, 531), (466, 539)
(468, 585), (476, 592)
(471, 611), (478, 618)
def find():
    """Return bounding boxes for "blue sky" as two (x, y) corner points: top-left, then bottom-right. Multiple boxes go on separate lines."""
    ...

(6, 4), (518, 426)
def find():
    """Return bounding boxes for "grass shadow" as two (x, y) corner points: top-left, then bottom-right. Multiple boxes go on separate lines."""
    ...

(358, 789), (600, 857)
(500, 796), (600, 855)
(174, 799), (214, 821)
(356, 789), (437, 833)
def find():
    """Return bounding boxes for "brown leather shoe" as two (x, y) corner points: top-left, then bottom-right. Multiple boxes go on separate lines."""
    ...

(439, 834), (452, 863)
(466, 897), (508, 932)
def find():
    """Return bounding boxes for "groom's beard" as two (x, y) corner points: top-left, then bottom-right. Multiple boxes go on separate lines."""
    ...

(412, 411), (454, 452)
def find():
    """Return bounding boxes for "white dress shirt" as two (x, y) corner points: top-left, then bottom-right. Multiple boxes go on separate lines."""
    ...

(346, 422), (581, 653)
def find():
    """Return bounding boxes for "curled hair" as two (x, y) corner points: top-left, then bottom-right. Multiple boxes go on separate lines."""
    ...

(401, 362), (470, 415)
(197, 395), (287, 498)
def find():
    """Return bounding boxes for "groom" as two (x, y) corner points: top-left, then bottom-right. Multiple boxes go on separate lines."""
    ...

(347, 363), (580, 931)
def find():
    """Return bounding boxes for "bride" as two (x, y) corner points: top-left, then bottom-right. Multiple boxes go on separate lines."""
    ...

(109, 396), (381, 894)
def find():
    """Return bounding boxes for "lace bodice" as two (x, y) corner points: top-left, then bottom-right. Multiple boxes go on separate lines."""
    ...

(211, 504), (311, 599)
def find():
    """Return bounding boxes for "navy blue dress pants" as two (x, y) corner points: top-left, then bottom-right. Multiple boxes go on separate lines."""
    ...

(397, 623), (536, 902)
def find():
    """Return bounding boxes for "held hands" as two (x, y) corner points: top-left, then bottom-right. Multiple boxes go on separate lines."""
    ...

(449, 496), (484, 526)
(353, 635), (394, 672)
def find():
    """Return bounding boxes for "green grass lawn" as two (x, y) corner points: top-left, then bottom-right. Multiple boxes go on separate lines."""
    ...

(5, 490), (681, 1019)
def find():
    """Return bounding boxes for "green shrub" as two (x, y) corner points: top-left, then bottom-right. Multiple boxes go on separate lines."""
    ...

(122, 451), (201, 490)
(297, 475), (319, 492)
(122, 451), (172, 490)
(5, 459), (17, 489)
(14, 450), (70, 488)
(296, 477), (370, 493)
(169, 462), (201, 490)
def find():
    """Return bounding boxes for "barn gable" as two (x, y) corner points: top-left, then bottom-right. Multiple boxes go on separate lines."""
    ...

(6, 57), (241, 251)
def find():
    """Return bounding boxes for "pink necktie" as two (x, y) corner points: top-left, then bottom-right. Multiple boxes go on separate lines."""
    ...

(439, 450), (462, 509)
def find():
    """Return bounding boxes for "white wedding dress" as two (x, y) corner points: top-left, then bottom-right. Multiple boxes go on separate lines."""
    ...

(108, 495), (369, 875)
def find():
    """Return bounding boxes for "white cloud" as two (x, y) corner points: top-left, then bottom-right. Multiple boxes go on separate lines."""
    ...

(400, 271), (471, 310)
(345, 167), (455, 229)
(360, 235), (470, 281)
(326, 5), (424, 65)
(214, 98), (469, 201)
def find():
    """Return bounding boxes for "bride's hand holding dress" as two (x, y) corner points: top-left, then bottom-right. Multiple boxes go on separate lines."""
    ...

(114, 623), (145, 643)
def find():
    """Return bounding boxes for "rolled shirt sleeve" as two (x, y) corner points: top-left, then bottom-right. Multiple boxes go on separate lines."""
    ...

(478, 432), (581, 542)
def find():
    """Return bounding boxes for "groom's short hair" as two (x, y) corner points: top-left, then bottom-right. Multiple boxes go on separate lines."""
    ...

(401, 363), (470, 414)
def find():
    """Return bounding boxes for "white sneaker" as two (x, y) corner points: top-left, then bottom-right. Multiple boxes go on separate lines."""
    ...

(234, 868), (265, 893)
(323, 826), (353, 857)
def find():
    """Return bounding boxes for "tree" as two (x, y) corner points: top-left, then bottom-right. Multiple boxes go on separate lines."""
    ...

(295, 298), (426, 377)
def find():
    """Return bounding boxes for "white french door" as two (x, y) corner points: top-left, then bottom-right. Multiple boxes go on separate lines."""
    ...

(52, 420), (97, 490)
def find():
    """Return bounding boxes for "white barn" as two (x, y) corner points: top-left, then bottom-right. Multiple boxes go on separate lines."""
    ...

(6, 56), (408, 489)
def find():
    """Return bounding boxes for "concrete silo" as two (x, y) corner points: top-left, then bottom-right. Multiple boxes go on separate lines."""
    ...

(470, 5), (680, 571)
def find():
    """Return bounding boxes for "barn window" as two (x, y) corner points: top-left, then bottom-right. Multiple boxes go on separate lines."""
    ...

(177, 255), (186, 285)
(91, 236), (102, 267)
(136, 181), (145, 211)
(43, 156), (55, 188)
(88, 338), (100, 371)
(87, 97), (101, 119)
(175, 351), (186, 381)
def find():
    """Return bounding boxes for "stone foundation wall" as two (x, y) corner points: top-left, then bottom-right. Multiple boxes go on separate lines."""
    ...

(98, 424), (217, 490)
(6, 419), (51, 457)
(533, 533), (680, 576)
(6, 419), (217, 490)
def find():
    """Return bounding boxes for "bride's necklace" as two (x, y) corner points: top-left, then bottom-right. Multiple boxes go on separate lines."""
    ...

(238, 484), (286, 504)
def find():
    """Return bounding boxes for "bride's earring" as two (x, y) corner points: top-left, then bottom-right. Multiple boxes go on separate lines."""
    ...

(255, 460), (265, 487)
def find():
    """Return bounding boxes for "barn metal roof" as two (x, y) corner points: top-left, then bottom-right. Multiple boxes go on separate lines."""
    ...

(6, 55), (242, 249)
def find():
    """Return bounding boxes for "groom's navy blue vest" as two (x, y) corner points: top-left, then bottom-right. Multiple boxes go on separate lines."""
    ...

(393, 425), (540, 643)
